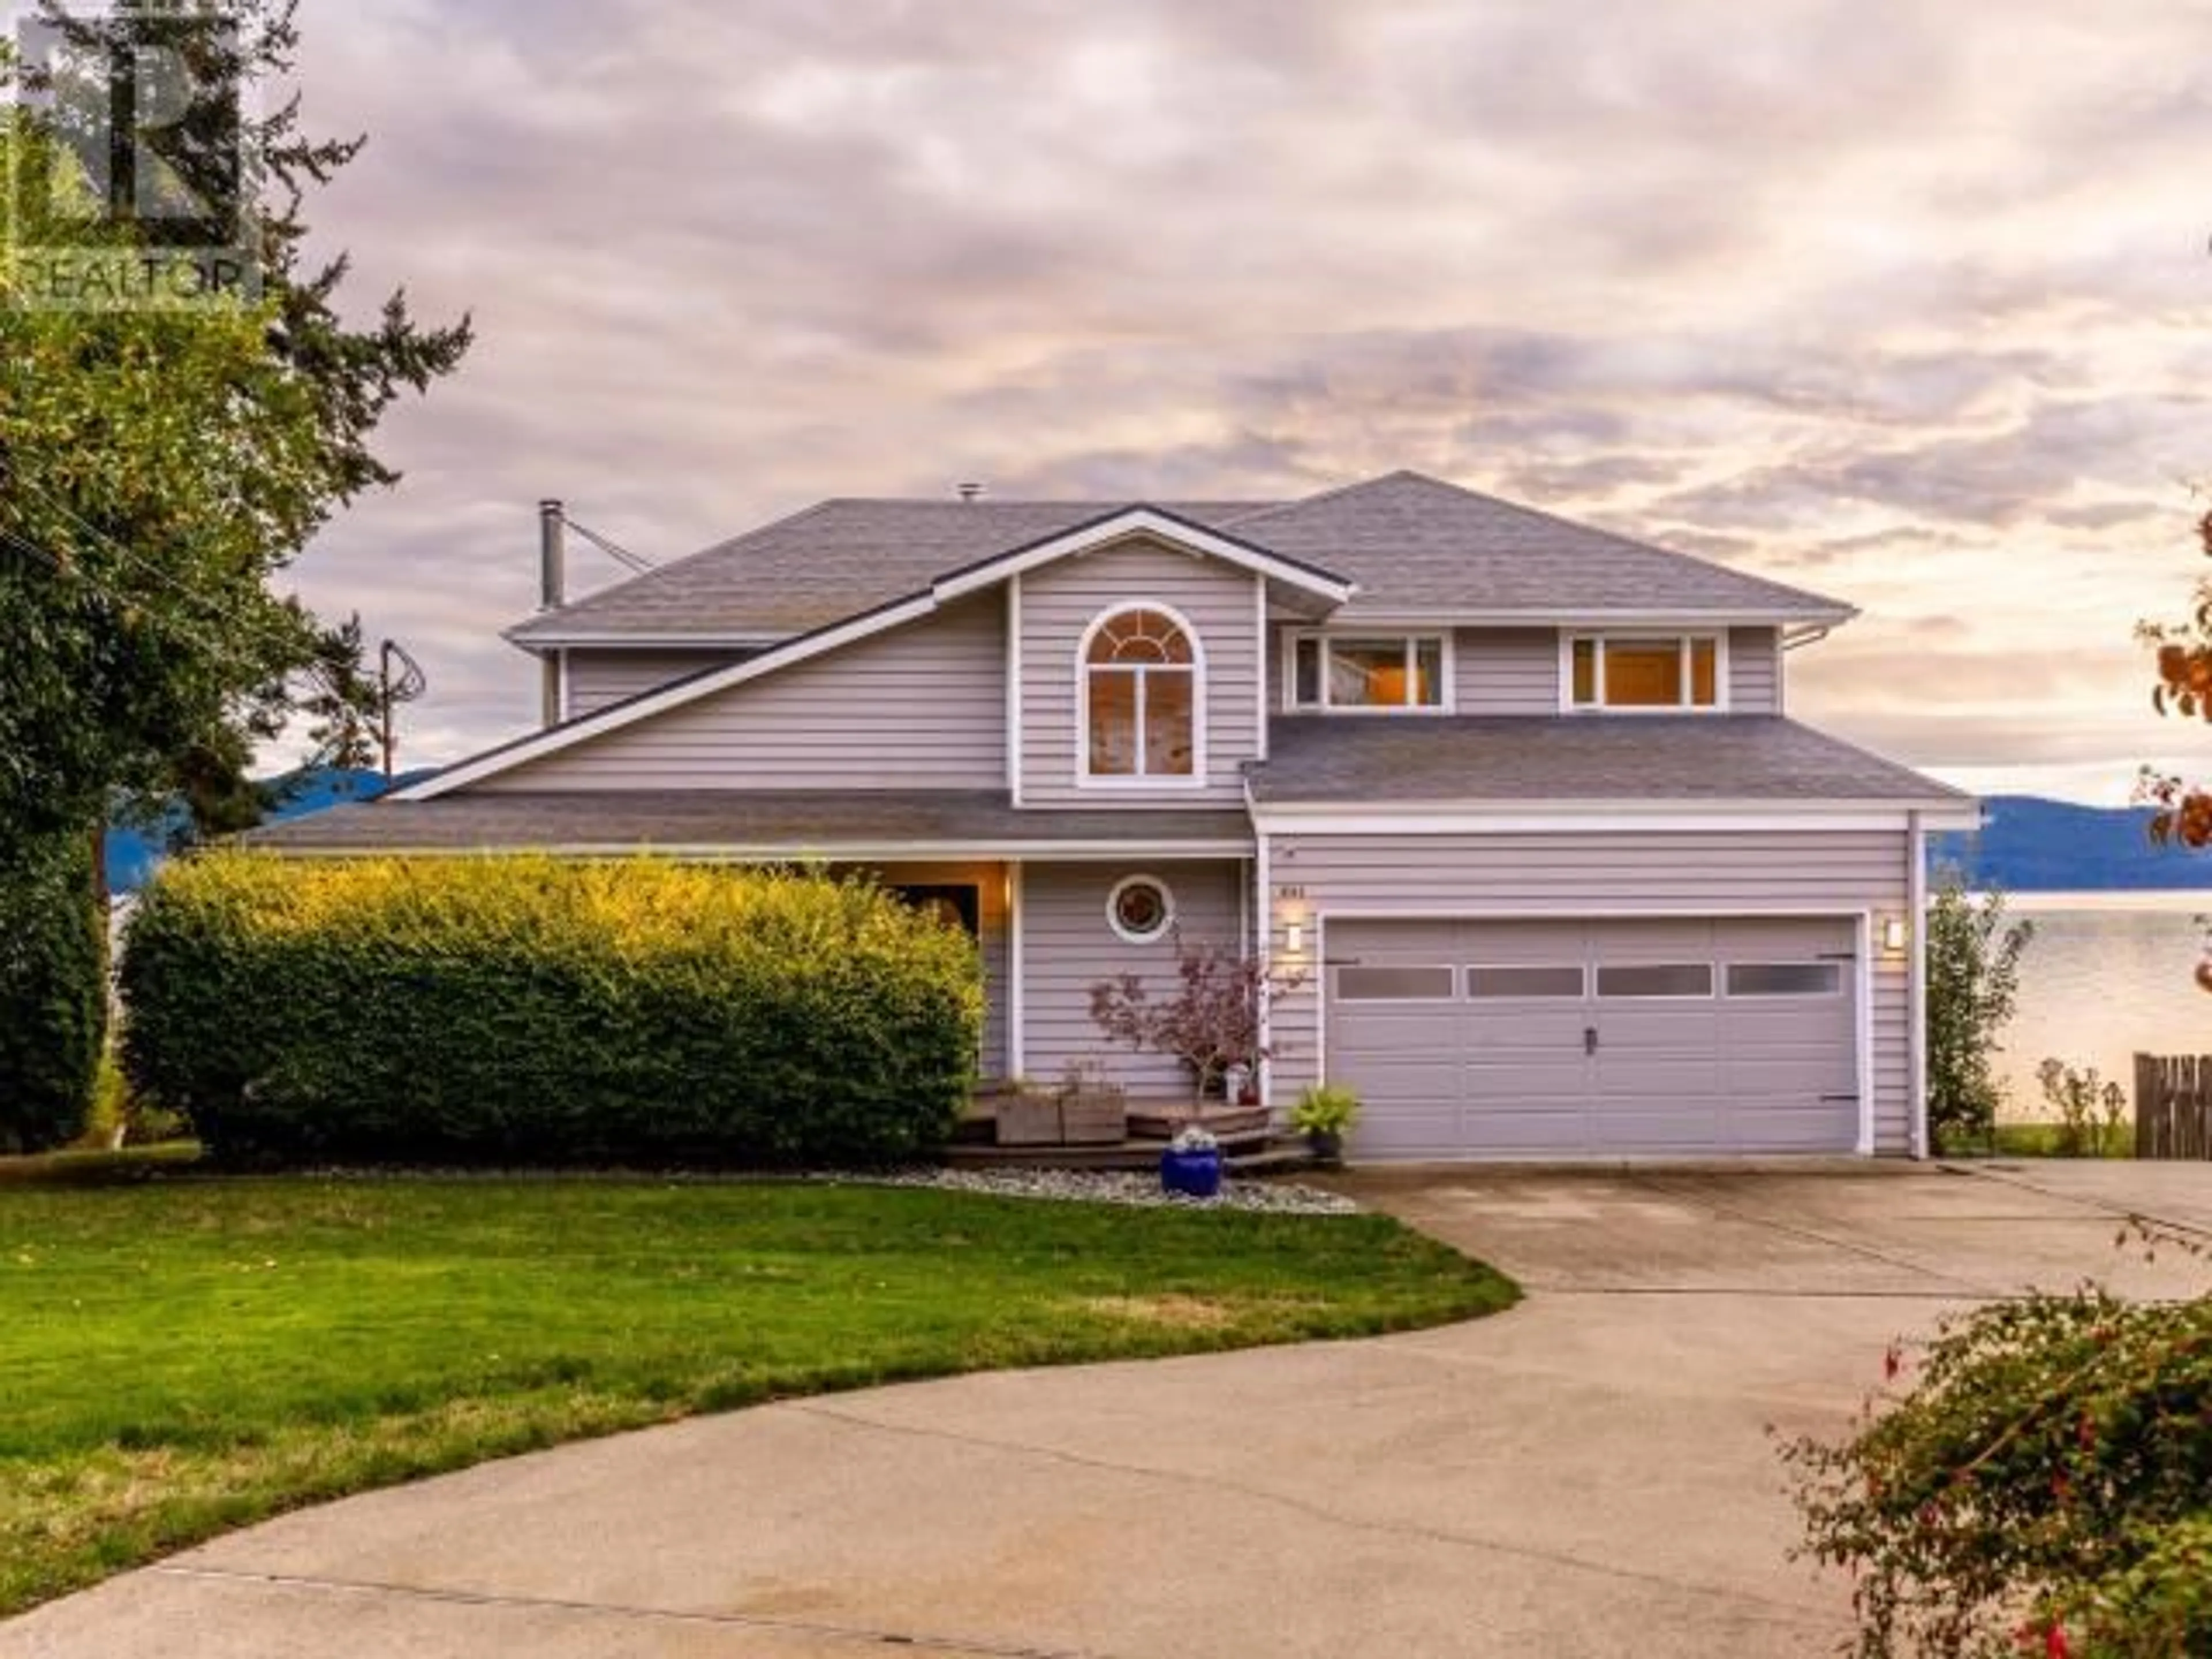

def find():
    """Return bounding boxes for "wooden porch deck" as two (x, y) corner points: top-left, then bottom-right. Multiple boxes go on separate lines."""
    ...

(948, 1100), (1316, 1174)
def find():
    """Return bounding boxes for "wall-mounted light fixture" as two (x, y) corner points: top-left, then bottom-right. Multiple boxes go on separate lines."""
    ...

(1285, 921), (1306, 955)
(1881, 916), (1910, 955)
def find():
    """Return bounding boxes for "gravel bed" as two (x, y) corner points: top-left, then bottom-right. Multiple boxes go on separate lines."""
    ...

(827, 1166), (1361, 1214)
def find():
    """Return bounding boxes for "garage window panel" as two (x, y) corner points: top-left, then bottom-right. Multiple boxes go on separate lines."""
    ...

(1336, 965), (1457, 1001)
(1596, 963), (1715, 999)
(1726, 962), (1844, 998)
(1466, 965), (1586, 999)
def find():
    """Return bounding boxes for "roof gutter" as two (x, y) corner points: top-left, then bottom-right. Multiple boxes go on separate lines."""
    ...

(502, 630), (793, 653)
(1335, 607), (1860, 629)
(1249, 798), (1983, 834)
(247, 839), (1260, 862)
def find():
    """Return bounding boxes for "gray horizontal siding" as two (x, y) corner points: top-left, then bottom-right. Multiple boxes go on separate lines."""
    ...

(1730, 628), (1782, 713)
(1455, 628), (1559, 713)
(1020, 859), (1246, 1097)
(1020, 541), (1261, 807)
(479, 597), (1006, 791)
(565, 649), (751, 718)
(1267, 830), (1913, 1154)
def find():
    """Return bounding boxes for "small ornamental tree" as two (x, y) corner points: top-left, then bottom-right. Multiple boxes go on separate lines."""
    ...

(1089, 932), (1302, 1107)
(1925, 869), (2033, 1153)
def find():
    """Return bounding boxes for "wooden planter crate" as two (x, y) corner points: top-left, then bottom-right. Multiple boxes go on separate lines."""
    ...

(995, 1090), (1065, 1147)
(1057, 1089), (1128, 1145)
(992, 1088), (1130, 1146)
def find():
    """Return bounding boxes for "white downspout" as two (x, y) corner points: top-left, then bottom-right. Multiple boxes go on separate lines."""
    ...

(1908, 810), (1929, 1159)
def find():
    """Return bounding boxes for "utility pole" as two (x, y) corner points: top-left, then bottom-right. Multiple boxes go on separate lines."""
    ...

(377, 639), (426, 779)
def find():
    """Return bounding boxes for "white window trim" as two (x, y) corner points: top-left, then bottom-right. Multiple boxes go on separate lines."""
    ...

(1007, 861), (1026, 1076)
(1253, 578), (1270, 760)
(1559, 632), (1732, 714)
(1282, 629), (1456, 715)
(1006, 573), (1025, 805)
(1075, 601), (1209, 791)
(1105, 872), (1177, 945)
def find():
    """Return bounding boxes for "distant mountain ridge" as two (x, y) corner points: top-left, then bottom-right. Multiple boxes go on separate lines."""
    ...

(1933, 795), (2212, 892)
(105, 767), (430, 893)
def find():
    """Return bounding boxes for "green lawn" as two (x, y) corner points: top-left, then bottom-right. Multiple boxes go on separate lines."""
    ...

(0, 1172), (1514, 1615)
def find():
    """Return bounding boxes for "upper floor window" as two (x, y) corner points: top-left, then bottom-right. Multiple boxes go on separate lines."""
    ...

(1084, 605), (1199, 780)
(1568, 635), (1722, 711)
(1288, 633), (1448, 712)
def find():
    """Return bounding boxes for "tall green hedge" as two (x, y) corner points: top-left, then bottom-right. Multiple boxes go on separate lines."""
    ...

(0, 830), (107, 1153)
(120, 854), (984, 1166)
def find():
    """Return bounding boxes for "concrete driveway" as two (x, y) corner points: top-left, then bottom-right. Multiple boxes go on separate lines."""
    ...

(7, 1162), (2209, 1659)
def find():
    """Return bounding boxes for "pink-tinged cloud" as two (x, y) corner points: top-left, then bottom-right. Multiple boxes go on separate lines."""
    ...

(279, 0), (2212, 801)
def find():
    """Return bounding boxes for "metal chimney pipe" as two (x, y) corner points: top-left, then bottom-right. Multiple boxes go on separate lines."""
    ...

(539, 499), (567, 728)
(539, 499), (567, 611)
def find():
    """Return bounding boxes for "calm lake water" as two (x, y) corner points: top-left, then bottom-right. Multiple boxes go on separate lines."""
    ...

(1997, 896), (2212, 1118)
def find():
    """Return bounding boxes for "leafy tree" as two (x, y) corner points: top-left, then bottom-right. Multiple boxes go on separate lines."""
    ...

(294, 615), (391, 774)
(1, 2), (467, 1134)
(0, 830), (105, 1152)
(0, 1), (469, 847)
(1925, 869), (2033, 1153)
(2139, 509), (2212, 888)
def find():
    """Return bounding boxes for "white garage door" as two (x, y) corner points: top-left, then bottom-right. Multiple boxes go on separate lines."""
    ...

(1327, 918), (1861, 1160)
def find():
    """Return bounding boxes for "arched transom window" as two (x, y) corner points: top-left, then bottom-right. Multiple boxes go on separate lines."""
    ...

(1084, 605), (1199, 780)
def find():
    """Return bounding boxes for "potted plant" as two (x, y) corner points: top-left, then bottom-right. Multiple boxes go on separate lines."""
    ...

(1160, 1123), (1224, 1198)
(994, 1075), (1062, 1147)
(1056, 1058), (1128, 1145)
(1290, 1083), (1362, 1165)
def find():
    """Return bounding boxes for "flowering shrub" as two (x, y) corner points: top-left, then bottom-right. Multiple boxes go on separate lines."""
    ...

(1785, 1234), (2212, 1657)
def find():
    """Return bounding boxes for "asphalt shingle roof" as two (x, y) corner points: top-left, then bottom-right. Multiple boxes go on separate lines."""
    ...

(507, 472), (1850, 645)
(1248, 716), (1966, 805)
(507, 500), (1271, 642)
(238, 791), (1256, 854)
(1230, 472), (1849, 621)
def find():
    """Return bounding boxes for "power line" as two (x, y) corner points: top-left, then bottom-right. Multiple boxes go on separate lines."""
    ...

(562, 513), (656, 574)
(5, 467), (320, 665)
(0, 523), (261, 670)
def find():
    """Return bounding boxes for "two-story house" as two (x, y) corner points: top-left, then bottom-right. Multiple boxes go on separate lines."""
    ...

(253, 471), (1976, 1161)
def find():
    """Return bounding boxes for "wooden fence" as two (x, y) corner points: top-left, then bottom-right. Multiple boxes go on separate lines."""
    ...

(2134, 1054), (2212, 1160)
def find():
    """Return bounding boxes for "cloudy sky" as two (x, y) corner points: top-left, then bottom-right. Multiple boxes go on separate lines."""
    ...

(281, 0), (2212, 802)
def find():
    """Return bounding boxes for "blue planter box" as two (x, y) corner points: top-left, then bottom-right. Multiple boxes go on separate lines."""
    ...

(1160, 1147), (1224, 1199)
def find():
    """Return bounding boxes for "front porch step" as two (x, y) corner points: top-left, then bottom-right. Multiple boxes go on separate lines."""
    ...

(1126, 1104), (1270, 1141)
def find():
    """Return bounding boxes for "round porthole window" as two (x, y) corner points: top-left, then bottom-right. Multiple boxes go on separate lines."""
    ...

(1107, 874), (1175, 945)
